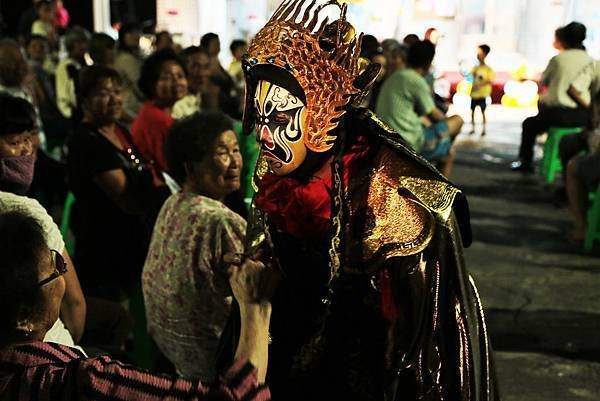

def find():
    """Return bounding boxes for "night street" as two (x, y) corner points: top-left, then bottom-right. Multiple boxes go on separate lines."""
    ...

(452, 105), (600, 401)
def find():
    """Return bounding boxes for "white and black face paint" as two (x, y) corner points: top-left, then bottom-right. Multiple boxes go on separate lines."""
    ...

(254, 80), (308, 176)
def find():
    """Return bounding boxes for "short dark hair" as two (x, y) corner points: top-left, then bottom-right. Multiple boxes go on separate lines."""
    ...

(407, 40), (436, 69)
(389, 43), (408, 61)
(0, 37), (20, 54)
(180, 45), (208, 64)
(0, 94), (35, 137)
(229, 39), (247, 54)
(77, 65), (122, 106)
(34, 0), (53, 10)
(0, 211), (47, 343)
(25, 34), (49, 49)
(89, 33), (116, 63)
(382, 38), (401, 53)
(479, 44), (491, 56)
(155, 31), (171, 42)
(360, 34), (381, 59)
(64, 26), (91, 53)
(403, 34), (420, 47)
(138, 48), (186, 99)
(555, 21), (587, 50)
(165, 111), (234, 184)
(200, 33), (219, 49)
(118, 22), (142, 50)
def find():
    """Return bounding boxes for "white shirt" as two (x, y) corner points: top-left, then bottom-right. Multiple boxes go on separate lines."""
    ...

(540, 49), (593, 108)
(55, 57), (81, 118)
(44, 319), (86, 355)
(571, 59), (600, 104)
(172, 94), (201, 120)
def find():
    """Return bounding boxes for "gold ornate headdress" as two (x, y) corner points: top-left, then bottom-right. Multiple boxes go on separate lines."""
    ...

(242, 0), (380, 153)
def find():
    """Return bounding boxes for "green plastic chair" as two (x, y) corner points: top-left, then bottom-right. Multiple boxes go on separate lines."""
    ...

(584, 183), (600, 254)
(60, 192), (76, 254)
(540, 126), (584, 184)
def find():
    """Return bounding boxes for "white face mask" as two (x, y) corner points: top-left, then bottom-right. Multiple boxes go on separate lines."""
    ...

(254, 80), (308, 176)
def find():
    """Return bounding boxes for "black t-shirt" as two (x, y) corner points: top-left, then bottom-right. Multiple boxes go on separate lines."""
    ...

(67, 123), (155, 296)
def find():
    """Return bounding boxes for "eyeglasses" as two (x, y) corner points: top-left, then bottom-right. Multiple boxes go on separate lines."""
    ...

(37, 249), (68, 287)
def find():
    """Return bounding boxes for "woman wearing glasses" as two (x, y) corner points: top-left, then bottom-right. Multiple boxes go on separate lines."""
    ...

(0, 93), (86, 350)
(0, 211), (274, 400)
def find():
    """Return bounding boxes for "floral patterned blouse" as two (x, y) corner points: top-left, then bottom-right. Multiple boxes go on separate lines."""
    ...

(142, 192), (246, 381)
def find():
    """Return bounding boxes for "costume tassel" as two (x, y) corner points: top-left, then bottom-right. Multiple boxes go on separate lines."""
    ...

(380, 268), (399, 321)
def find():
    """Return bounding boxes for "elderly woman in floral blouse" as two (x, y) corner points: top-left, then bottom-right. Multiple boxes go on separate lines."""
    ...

(142, 111), (246, 381)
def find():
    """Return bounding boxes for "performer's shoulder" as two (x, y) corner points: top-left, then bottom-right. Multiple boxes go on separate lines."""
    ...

(354, 108), (461, 222)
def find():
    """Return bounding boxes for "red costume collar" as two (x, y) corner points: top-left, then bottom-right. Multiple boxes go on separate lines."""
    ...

(254, 135), (373, 240)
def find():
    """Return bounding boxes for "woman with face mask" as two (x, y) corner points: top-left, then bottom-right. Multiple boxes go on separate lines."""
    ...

(142, 111), (246, 381)
(0, 93), (86, 349)
(67, 66), (169, 300)
(0, 211), (275, 400)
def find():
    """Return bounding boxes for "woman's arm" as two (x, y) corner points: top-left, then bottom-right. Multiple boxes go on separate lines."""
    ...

(567, 84), (590, 109)
(93, 168), (166, 217)
(60, 250), (86, 342)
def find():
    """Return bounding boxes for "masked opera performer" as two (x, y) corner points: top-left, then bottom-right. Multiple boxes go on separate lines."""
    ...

(222, 1), (499, 400)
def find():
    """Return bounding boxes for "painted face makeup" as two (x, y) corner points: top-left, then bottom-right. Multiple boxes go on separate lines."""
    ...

(254, 80), (307, 176)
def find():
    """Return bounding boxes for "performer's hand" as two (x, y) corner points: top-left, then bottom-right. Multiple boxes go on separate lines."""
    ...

(224, 253), (280, 305)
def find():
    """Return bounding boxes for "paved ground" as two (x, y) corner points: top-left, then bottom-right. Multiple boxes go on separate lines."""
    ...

(450, 105), (600, 400)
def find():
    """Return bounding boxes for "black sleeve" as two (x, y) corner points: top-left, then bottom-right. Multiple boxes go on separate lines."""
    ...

(68, 128), (124, 180)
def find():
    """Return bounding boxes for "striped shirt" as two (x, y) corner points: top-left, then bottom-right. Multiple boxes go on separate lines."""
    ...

(0, 341), (270, 401)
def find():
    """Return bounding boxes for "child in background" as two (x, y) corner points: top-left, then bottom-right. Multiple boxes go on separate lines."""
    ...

(470, 44), (495, 136)
(31, 0), (58, 49)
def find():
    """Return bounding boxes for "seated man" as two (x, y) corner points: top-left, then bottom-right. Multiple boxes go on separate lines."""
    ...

(376, 40), (463, 177)
(511, 22), (591, 172)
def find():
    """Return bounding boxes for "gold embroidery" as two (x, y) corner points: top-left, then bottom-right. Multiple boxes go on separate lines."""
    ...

(369, 112), (396, 134)
(345, 147), (461, 271)
(398, 177), (458, 222)
(362, 151), (434, 264)
(251, 155), (270, 192)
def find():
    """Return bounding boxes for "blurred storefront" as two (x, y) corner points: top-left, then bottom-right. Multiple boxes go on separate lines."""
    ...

(154, 0), (268, 58)
(89, 0), (599, 70)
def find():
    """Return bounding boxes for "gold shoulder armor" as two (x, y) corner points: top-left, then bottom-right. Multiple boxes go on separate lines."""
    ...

(347, 146), (460, 271)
